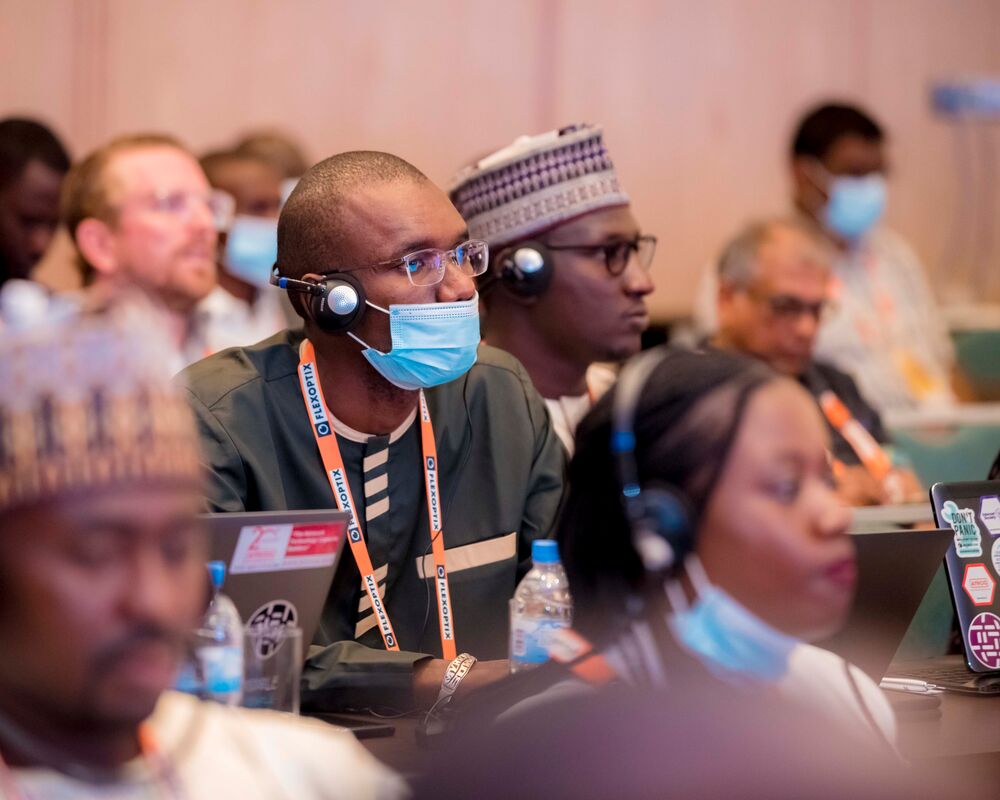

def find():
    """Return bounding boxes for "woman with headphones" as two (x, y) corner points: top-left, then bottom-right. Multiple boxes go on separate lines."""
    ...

(556, 345), (894, 743)
(412, 346), (923, 798)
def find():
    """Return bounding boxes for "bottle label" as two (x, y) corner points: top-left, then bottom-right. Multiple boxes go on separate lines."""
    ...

(174, 661), (202, 695)
(510, 614), (570, 665)
(200, 644), (243, 695)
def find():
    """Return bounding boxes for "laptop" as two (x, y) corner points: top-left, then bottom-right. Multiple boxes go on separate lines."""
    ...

(849, 502), (934, 532)
(817, 528), (952, 682)
(885, 481), (1000, 694)
(202, 509), (348, 645)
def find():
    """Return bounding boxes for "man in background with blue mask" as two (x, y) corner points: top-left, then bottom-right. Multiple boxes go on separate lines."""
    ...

(195, 149), (291, 353)
(179, 151), (565, 714)
(695, 102), (960, 412)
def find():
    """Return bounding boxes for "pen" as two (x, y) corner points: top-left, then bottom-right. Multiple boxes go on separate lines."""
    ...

(879, 677), (943, 694)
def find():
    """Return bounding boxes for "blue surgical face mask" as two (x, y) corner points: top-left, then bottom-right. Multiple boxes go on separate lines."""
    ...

(348, 294), (480, 390)
(822, 173), (887, 242)
(669, 582), (797, 683)
(223, 215), (278, 288)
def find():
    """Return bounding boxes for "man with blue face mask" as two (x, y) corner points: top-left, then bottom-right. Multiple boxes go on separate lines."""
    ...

(694, 102), (959, 412)
(194, 150), (290, 353)
(179, 151), (565, 714)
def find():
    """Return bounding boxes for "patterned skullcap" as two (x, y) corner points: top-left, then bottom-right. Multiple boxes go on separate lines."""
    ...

(0, 281), (201, 511)
(448, 124), (629, 248)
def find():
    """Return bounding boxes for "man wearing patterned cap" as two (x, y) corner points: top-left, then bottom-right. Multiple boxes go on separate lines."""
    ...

(450, 124), (656, 453)
(0, 282), (402, 798)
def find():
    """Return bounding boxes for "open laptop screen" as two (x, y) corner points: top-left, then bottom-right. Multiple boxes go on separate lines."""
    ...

(930, 481), (1000, 674)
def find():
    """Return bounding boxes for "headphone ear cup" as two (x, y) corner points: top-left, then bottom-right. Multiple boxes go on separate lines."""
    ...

(498, 241), (553, 297)
(633, 483), (696, 570)
(312, 272), (366, 333)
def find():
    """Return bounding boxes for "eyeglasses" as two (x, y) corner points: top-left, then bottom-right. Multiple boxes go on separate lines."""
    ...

(115, 188), (234, 230)
(543, 235), (657, 276)
(751, 291), (834, 321)
(334, 239), (490, 287)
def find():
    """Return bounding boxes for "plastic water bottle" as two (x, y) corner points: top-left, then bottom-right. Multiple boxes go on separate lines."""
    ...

(509, 540), (573, 673)
(197, 561), (244, 705)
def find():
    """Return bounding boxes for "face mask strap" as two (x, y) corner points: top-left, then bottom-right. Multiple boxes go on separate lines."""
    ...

(684, 554), (711, 596)
(802, 159), (832, 198)
(346, 330), (375, 352)
(663, 553), (711, 614)
(345, 299), (390, 353)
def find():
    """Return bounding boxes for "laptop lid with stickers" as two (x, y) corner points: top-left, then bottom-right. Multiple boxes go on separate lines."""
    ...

(201, 510), (348, 646)
(930, 481), (1000, 674)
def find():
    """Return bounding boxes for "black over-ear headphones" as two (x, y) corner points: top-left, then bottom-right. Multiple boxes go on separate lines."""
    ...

(270, 266), (366, 333)
(496, 241), (554, 297)
(610, 348), (695, 576)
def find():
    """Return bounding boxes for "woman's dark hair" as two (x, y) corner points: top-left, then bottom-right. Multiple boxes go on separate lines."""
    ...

(557, 347), (777, 640)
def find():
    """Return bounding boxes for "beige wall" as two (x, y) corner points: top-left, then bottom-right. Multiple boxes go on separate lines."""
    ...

(3, 0), (1000, 317)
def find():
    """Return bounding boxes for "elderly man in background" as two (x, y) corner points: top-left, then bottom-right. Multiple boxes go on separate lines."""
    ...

(449, 124), (655, 453)
(0, 117), (71, 286)
(711, 218), (922, 506)
(60, 133), (225, 368)
(0, 281), (402, 799)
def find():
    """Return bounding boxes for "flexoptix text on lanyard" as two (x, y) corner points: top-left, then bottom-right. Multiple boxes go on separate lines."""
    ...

(298, 339), (458, 660)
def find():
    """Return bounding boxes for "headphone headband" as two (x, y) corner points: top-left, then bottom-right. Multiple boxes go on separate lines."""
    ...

(610, 348), (693, 576)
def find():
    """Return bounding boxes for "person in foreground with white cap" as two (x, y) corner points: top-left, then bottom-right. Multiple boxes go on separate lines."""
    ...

(450, 124), (656, 454)
(0, 281), (404, 799)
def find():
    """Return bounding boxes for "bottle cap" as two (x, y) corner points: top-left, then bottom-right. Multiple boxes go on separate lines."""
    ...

(531, 539), (560, 564)
(207, 560), (226, 589)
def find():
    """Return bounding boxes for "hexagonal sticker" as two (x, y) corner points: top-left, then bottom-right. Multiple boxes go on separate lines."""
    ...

(962, 563), (996, 607)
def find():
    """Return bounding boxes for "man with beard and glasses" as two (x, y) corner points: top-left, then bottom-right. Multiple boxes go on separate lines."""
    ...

(61, 133), (225, 369)
(0, 281), (402, 799)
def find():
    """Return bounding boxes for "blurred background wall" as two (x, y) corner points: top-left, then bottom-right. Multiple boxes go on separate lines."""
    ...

(2, 0), (999, 320)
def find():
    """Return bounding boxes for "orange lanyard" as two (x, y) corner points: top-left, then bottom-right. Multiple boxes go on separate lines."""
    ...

(0, 724), (183, 800)
(298, 340), (457, 659)
(818, 390), (892, 482)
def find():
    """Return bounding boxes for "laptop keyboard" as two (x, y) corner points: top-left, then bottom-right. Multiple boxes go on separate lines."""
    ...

(889, 660), (1000, 693)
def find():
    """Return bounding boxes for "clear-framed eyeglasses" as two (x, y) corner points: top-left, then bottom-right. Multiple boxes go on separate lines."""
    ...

(543, 234), (657, 276)
(114, 188), (235, 230)
(332, 239), (490, 287)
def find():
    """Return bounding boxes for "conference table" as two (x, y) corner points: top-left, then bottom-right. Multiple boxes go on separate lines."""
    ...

(349, 686), (1000, 780)
(893, 686), (1000, 783)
